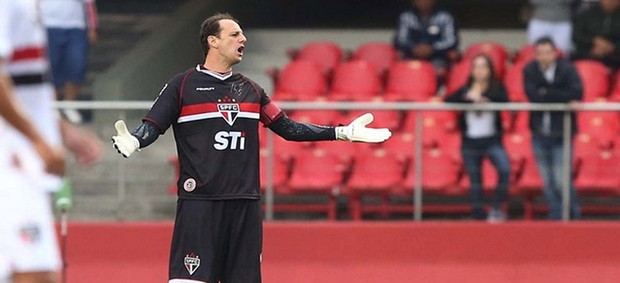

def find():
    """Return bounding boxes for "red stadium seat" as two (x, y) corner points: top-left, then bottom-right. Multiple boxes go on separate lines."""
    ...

(381, 132), (416, 161)
(503, 132), (531, 166)
(518, 152), (545, 220)
(577, 111), (620, 148)
(277, 133), (313, 159)
(260, 149), (290, 194)
(511, 111), (530, 134)
(287, 147), (346, 220)
(384, 60), (437, 101)
(503, 62), (528, 102)
(436, 131), (461, 161)
(329, 60), (382, 101)
(516, 153), (544, 194)
(288, 148), (346, 192)
(462, 42), (508, 77)
(513, 44), (536, 65)
(313, 141), (360, 167)
(293, 41), (343, 75)
(574, 147), (620, 195)
(289, 109), (341, 126)
(352, 42), (398, 74)
(402, 110), (457, 147)
(272, 60), (327, 101)
(573, 60), (610, 102)
(347, 148), (404, 191)
(445, 59), (471, 95)
(513, 44), (565, 65)
(347, 148), (405, 220)
(402, 147), (462, 194)
(573, 133), (598, 162)
(342, 110), (401, 132)
(608, 71), (620, 102)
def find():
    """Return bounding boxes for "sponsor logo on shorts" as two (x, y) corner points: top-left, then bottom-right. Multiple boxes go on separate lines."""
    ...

(183, 178), (196, 192)
(184, 253), (200, 275)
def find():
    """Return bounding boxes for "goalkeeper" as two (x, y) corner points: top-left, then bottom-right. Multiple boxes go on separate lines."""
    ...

(112, 13), (390, 283)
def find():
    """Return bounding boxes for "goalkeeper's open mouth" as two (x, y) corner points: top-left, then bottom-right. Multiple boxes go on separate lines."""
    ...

(237, 45), (245, 56)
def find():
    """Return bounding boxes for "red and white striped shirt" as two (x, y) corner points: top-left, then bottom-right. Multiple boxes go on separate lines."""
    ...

(0, 0), (49, 77)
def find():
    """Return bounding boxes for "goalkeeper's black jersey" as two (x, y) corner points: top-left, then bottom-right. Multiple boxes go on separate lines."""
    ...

(144, 65), (283, 200)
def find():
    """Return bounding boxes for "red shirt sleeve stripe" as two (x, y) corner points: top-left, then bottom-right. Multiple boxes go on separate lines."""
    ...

(180, 102), (260, 117)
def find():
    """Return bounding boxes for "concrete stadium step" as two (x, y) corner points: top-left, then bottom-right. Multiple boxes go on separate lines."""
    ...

(68, 196), (176, 221)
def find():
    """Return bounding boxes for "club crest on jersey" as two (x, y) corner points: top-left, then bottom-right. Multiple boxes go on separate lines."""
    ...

(184, 253), (201, 275)
(218, 103), (240, 126)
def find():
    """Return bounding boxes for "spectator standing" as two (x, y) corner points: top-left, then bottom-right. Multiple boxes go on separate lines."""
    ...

(40, 0), (98, 123)
(393, 0), (459, 76)
(445, 55), (511, 222)
(523, 37), (582, 220)
(527, 0), (581, 53)
(573, 0), (620, 68)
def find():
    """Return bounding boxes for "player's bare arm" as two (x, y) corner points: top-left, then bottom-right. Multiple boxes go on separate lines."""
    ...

(0, 60), (65, 175)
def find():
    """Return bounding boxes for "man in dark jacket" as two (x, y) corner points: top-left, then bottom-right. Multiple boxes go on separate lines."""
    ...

(572, 0), (620, 67)
(393, 0), (459, 72)
(523, 37), (583, 220)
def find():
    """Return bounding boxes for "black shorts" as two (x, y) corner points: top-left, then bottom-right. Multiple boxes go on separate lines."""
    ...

(169, 199), (262, 283)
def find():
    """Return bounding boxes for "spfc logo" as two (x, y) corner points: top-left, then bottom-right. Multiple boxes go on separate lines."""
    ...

(218, 103), (240, 126)
(184, 253), (201, 275)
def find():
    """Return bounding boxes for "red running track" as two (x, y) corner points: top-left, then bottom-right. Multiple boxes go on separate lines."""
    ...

(61, 222), (620, 283)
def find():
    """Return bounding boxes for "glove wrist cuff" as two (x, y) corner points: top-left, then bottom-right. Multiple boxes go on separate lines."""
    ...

(131, 135), (141, 152)
(335, 126), (351, 141)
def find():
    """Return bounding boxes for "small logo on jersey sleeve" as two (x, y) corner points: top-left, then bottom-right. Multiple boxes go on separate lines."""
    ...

(183, 178), (196, 192)
(217, 97), (240, 126)
(184, 253), (201, 275)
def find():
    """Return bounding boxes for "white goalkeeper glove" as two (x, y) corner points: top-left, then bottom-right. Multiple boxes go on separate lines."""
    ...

(335, 113), (392, 143)
(111, 120), (140, 158)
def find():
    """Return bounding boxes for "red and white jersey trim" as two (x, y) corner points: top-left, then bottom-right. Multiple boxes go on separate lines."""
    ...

(177, 102), (260, 124)
(178, 112), (260, 124)
(169, 279), (207, 283)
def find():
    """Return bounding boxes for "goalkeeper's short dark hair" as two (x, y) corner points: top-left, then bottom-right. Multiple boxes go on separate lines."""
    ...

(199, 13), (239, 57)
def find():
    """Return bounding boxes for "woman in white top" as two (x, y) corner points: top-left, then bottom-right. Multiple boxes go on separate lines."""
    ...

(444, 55), (512, 222)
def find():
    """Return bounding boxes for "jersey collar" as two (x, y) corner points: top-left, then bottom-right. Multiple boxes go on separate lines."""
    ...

(196, 64), (233, 81)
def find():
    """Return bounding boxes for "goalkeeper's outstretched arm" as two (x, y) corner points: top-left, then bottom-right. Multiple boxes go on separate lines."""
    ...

(269, 113), (391, 143)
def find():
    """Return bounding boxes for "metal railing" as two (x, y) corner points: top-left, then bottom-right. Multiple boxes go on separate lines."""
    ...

(55, 100), (620, 221)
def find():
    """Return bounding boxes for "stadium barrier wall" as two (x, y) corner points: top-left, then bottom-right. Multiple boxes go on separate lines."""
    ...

(62, 221), (620, 283)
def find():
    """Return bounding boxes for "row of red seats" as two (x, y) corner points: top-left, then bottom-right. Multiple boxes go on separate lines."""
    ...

(165, 109), (620, 220)
(280, 109), (620, 146)
(272, 41), (620, 103)
(258, 129), (620, 220)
